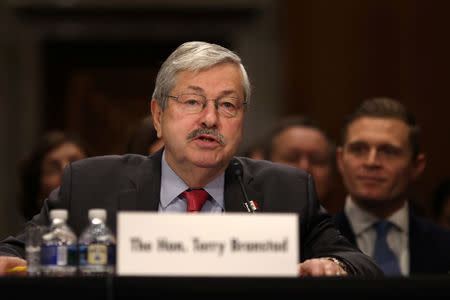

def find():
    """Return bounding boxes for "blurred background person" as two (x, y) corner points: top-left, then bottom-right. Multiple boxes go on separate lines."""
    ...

(333, 97), (450, 276)
(126, 115), (164, 156)
(239, 138), (266, 160)
(431, 178), (450, 230)
(18, 130), (89, 220)
(264, 115), (338, 213)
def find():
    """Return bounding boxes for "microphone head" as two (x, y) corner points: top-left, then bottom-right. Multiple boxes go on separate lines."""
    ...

(230, 159), (243, 177)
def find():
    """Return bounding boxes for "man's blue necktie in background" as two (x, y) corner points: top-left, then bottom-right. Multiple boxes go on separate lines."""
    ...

(373, 220), (402, 276)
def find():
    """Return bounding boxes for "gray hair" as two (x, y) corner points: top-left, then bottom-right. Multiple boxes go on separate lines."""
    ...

(152, 41), (251, 109)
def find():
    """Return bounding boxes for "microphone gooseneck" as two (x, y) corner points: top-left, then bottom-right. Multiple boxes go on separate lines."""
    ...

(231, 160), (256, 213)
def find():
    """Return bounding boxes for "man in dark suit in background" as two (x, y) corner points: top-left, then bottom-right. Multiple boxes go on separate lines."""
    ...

(0, 41), (382, 277)
(333, 97), (450, 276)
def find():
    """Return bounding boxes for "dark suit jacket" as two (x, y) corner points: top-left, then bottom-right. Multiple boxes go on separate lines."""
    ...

(333, 210), (450, 275)
(0, 149), (383, 276)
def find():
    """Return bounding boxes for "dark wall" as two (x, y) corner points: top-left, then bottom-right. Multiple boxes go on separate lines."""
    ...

(0, 1), (282, 239)
(1, 0), (448, 240)
(281, 0), (450, 215)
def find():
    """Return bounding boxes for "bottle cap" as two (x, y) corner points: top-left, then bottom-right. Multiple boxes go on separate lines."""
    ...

(50, 209), (68, 220)
(88, 208), (107, 221)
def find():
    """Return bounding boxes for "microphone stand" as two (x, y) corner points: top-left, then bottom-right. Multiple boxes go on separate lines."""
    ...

(232, 160), (256, 214)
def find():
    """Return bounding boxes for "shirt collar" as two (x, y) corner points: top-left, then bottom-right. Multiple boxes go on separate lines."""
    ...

(344, 195), (409, 235)
(160, 150), (225, 209)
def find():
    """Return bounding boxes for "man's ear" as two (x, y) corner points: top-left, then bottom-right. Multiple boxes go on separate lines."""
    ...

(151, 99), (163, 138)
(336, 146), (344, 176)
(410, 153), (426, 182)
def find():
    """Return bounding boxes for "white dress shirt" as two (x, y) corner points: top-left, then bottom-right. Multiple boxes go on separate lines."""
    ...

(344, 195), (410, 275)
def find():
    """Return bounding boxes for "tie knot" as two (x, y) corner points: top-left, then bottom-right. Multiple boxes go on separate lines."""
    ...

(181, 189), (209, 212)
(373, 220), (394, 236)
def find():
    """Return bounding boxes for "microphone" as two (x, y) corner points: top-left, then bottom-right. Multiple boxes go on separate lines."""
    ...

(230, 159), (257, 213)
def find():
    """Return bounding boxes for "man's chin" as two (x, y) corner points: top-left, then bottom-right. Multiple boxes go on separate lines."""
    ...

(185, 148), (234, 168)
(354, 193), (390, 206)
(191, 155), (223, 169)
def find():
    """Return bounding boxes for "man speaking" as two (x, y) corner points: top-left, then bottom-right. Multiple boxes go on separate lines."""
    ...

(0, 41), (382, 277)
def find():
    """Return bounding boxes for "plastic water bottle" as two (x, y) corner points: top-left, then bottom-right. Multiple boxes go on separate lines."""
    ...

(78, 208), (116, 276)
(25, 225), (46, 276)
(40, 209), (78, 276)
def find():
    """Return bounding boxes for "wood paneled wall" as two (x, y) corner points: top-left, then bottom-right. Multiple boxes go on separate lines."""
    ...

(281, 0), (450, 215)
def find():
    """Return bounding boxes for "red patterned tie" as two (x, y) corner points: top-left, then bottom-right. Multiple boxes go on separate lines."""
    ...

(181, 189), (209, 212)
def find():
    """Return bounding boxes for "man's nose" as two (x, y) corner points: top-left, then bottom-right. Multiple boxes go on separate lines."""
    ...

(201, 100), (219, 127)
(61, 160), (70, 171)
(297, 157), (311, 173)
(365, 148), (381, 166)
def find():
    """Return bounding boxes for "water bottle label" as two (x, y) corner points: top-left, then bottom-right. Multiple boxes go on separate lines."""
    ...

(88, 244), (107, 264)
(57, 246), (68, 265)
(40, 245), (77, 266)
(79, 244), (115, 266)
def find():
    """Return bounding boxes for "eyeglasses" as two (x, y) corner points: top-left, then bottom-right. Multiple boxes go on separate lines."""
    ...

(167, 93), (247, 118)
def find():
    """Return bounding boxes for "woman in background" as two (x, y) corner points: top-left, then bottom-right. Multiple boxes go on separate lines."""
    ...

(19, 130), (89, 220)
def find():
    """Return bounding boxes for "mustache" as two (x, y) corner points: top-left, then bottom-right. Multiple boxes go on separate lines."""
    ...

(187, 128), (226, 145)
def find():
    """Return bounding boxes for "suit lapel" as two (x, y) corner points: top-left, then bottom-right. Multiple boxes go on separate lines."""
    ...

(224, 167), (245, 212)
(125, 149), (163, 211)
(123, 154), (260, 213)
(333, 212), (357, 245)
(408, 214), (429, 273)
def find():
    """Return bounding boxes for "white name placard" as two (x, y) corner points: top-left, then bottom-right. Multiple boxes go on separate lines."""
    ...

(117, 212), (299, 277)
